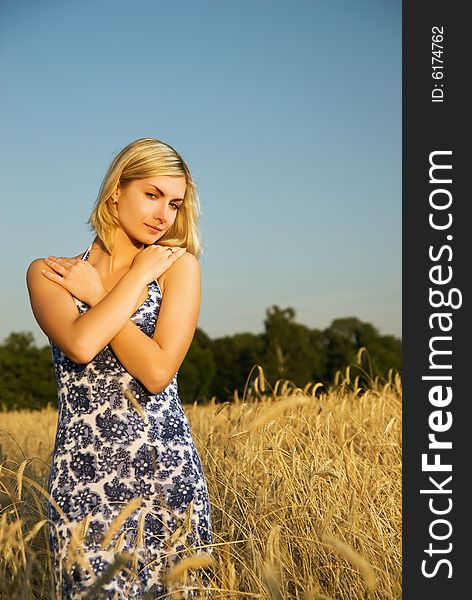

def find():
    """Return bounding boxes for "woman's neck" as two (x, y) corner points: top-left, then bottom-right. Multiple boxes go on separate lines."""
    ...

(91, 229), (144, 276)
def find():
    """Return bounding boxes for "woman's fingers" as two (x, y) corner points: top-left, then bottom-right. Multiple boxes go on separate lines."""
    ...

(46, 256), (77, 266)
(44, 258), (68, 275)
(165, 249), (187, 266)
(150, 245), (187, 262)
(172, 248), (187, 258)
(163, 248), (185, 262)
(40, 269), (68, 287)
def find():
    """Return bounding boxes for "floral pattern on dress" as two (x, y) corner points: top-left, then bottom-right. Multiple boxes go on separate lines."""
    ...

(47, 243), (213, 599)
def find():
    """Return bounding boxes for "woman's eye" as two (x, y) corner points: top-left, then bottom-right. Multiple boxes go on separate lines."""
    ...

(146, 193), (180, 210)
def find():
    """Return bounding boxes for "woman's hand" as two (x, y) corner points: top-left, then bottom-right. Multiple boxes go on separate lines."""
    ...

(130, 244), (187, 284)
(41, 256), (107, 306)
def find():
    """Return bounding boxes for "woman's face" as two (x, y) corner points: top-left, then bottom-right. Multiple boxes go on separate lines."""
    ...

(114, 175), (187, 244)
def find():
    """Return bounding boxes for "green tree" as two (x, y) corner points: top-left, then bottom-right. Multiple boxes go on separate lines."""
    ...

(0, 314), (401, 410)
(261, 305), (326, 388)
(323, 317), (401, 384)
(0, 332), (56, 410)
(178, 336), (217, 403)
(209, 332), (265, 401)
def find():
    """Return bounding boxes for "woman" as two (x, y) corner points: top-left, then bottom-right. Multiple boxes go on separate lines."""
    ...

(26, 138), (214, 598)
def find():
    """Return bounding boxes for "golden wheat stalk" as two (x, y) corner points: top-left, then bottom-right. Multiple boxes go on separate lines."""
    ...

(262, 562), (283, 600)
(242, 394), (313, 434)
(320, 533), (376, 592)
(15, 459), (30, 501)
(162, 553), (214, 584)
(80, 552), (134, 600)
(23, 518), (48, 543)
(124, 387), (147, 421)
(101, 497), (144, 549)
(65, 514), (95, 577)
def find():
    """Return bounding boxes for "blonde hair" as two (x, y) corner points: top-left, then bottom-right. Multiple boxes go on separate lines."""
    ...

(87, 138), (202, 258)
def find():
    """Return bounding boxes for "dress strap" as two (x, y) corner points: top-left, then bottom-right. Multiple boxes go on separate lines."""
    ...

(81, 242), (93, 261)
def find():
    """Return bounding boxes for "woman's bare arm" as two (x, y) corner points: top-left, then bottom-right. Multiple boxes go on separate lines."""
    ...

(102, 252), (201, 394)
(27, 258), (149, 365)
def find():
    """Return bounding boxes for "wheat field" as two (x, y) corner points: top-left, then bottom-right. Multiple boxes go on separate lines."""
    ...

(0, 354), (402, 599)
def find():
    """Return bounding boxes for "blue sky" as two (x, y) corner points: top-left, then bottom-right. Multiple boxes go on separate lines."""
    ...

(0, 0), (401, 347)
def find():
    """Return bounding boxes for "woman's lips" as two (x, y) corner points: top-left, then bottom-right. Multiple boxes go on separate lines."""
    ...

(145, 224), (162, 233)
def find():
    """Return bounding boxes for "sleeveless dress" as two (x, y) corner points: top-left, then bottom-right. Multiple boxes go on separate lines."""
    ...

(46, 242), (213, 599)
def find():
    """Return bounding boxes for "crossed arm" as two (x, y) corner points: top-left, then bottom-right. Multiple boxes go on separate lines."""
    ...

(27, 253), (201, 394)
(90, 254), (200, 393)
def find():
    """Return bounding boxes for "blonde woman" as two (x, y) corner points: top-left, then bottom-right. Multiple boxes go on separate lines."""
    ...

(26, 138), (213, 598)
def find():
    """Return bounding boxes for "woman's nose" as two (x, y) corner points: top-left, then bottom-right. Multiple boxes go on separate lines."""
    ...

(152, 202), (170, 222)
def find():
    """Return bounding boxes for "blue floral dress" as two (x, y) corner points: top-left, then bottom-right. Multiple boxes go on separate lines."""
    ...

(46, 242), (213, 599)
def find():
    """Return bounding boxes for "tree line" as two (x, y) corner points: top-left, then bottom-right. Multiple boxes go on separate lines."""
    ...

(0, 305), (401, 410)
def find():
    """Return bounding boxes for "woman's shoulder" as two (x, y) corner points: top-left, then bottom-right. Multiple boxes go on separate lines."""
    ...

(158, 251), (200, 294)
(27, 257), (46, 270)
(27, 251), (83, 279)
(170, 251), (199, 274)
(28, 250), (83, 266)
(27, 257), (50, 279)
(26, 258), (45, 289)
